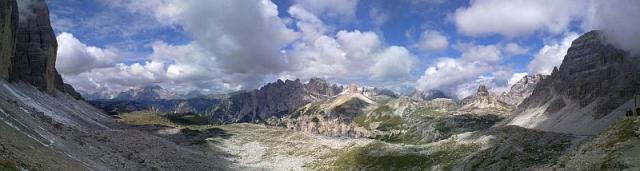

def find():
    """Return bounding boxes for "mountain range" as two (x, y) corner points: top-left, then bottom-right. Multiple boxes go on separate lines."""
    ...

(1, 0), (639, 170)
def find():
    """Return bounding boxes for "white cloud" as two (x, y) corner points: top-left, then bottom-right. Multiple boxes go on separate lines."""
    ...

(369, 8), (389, 26)
(503, 43), (529, 56)
(453, 0), (585, 37)
(337, 30), (382, 60)
(528, 32), (580, 74)
(370, 46), (418, 80)
(459, 44), (503, 63)
(508, 72), (529, 87)
(584, 0), (640, 55)
(416, 44), (506, 97)
(414, 30), (449, 53)
(56, 32), (119, 75)
(293, 0), (359, 20)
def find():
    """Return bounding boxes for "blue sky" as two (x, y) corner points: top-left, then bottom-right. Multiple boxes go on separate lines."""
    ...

(44, 0), (639, 98)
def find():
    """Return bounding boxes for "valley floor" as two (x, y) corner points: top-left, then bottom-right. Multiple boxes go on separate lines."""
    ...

(207, 124), (373, 170)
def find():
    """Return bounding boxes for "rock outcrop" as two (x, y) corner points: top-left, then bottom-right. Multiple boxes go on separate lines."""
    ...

(305, 77), (343, 98)
(459, 85), (513, 115)
(0, 0), (18, 80)
(498, 74), (546, 106)
(506, 31), (640, 135)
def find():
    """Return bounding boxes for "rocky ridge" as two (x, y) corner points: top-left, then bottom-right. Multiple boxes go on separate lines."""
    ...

(498, 74), (547, 106)
(506, 30), (640, 135)
(210, 78), (344, 123)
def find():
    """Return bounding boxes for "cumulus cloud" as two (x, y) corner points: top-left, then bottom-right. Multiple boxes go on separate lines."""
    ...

(528, 32), (579, 74)
(584, 0), (640, 55)
(56, 32), (119, 75)
(416, 43), (516, 98)
(508, 72), (529, 87)
(293, 0), (359, 20)
(370, 46), (418, 80)
(453, 0), (586, 37)
(503, 43), (529, 56)
(414, 30), (449, 53)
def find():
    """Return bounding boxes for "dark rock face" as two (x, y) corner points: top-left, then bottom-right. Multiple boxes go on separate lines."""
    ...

(12, 0), (58, 93)
(507, 31), (640, 135)
(0, 0), (18, 80)
(551, 31), (640, 118)
(211, 78), (342, 123)
(498, 74), (546, 106)
(518, 31), (640, 119)
(305, 77), (343, 98)
(411, 89), (449, 101)
(0, 0), (83, 99)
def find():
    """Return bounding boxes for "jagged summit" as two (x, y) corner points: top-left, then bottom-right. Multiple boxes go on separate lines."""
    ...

(459, 85), (512, 115)
(505, 30), (640, 135)
(498, 74), (547, 106)
(211, 78), (344, 123)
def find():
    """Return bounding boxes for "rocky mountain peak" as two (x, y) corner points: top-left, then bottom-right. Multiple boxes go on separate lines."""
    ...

(346, 83), (359, 94)
(476, 85), (489, 97)
(305, 77), (342, 97)
(460, 85), (512, 115)
(498, 74), (547, 106)
(506, 30), (640, 135)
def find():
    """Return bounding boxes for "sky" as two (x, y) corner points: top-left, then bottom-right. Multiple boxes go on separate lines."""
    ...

(42, 0), (640, 99)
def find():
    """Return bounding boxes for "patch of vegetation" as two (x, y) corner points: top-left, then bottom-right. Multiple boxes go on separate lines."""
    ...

(167, 113), (209, 125)
(329, 138), (480, 170)
(117, 111), (176, 126)
(373, 105), (392, 114)
(353, 113), (403, 131)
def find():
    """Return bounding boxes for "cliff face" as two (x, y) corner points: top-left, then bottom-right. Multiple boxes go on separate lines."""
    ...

(12, 0), (58, 93)
(498, 74), (546, 106)
(0, 0), (83, 99)
(506, 31), (640, 135)
(211, 78), (342, 123)
(459, 85), (513, 115)
(0, 0), (18, 80)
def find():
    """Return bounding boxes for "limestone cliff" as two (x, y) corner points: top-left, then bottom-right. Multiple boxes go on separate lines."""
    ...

(210, 78), (343, 123)
(506, 31), (640, 135)
(12, 0), (58, 93)
(0, 0), (18, 79)
(459, 85), (513, 115)
(498, 74), (546, 106)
